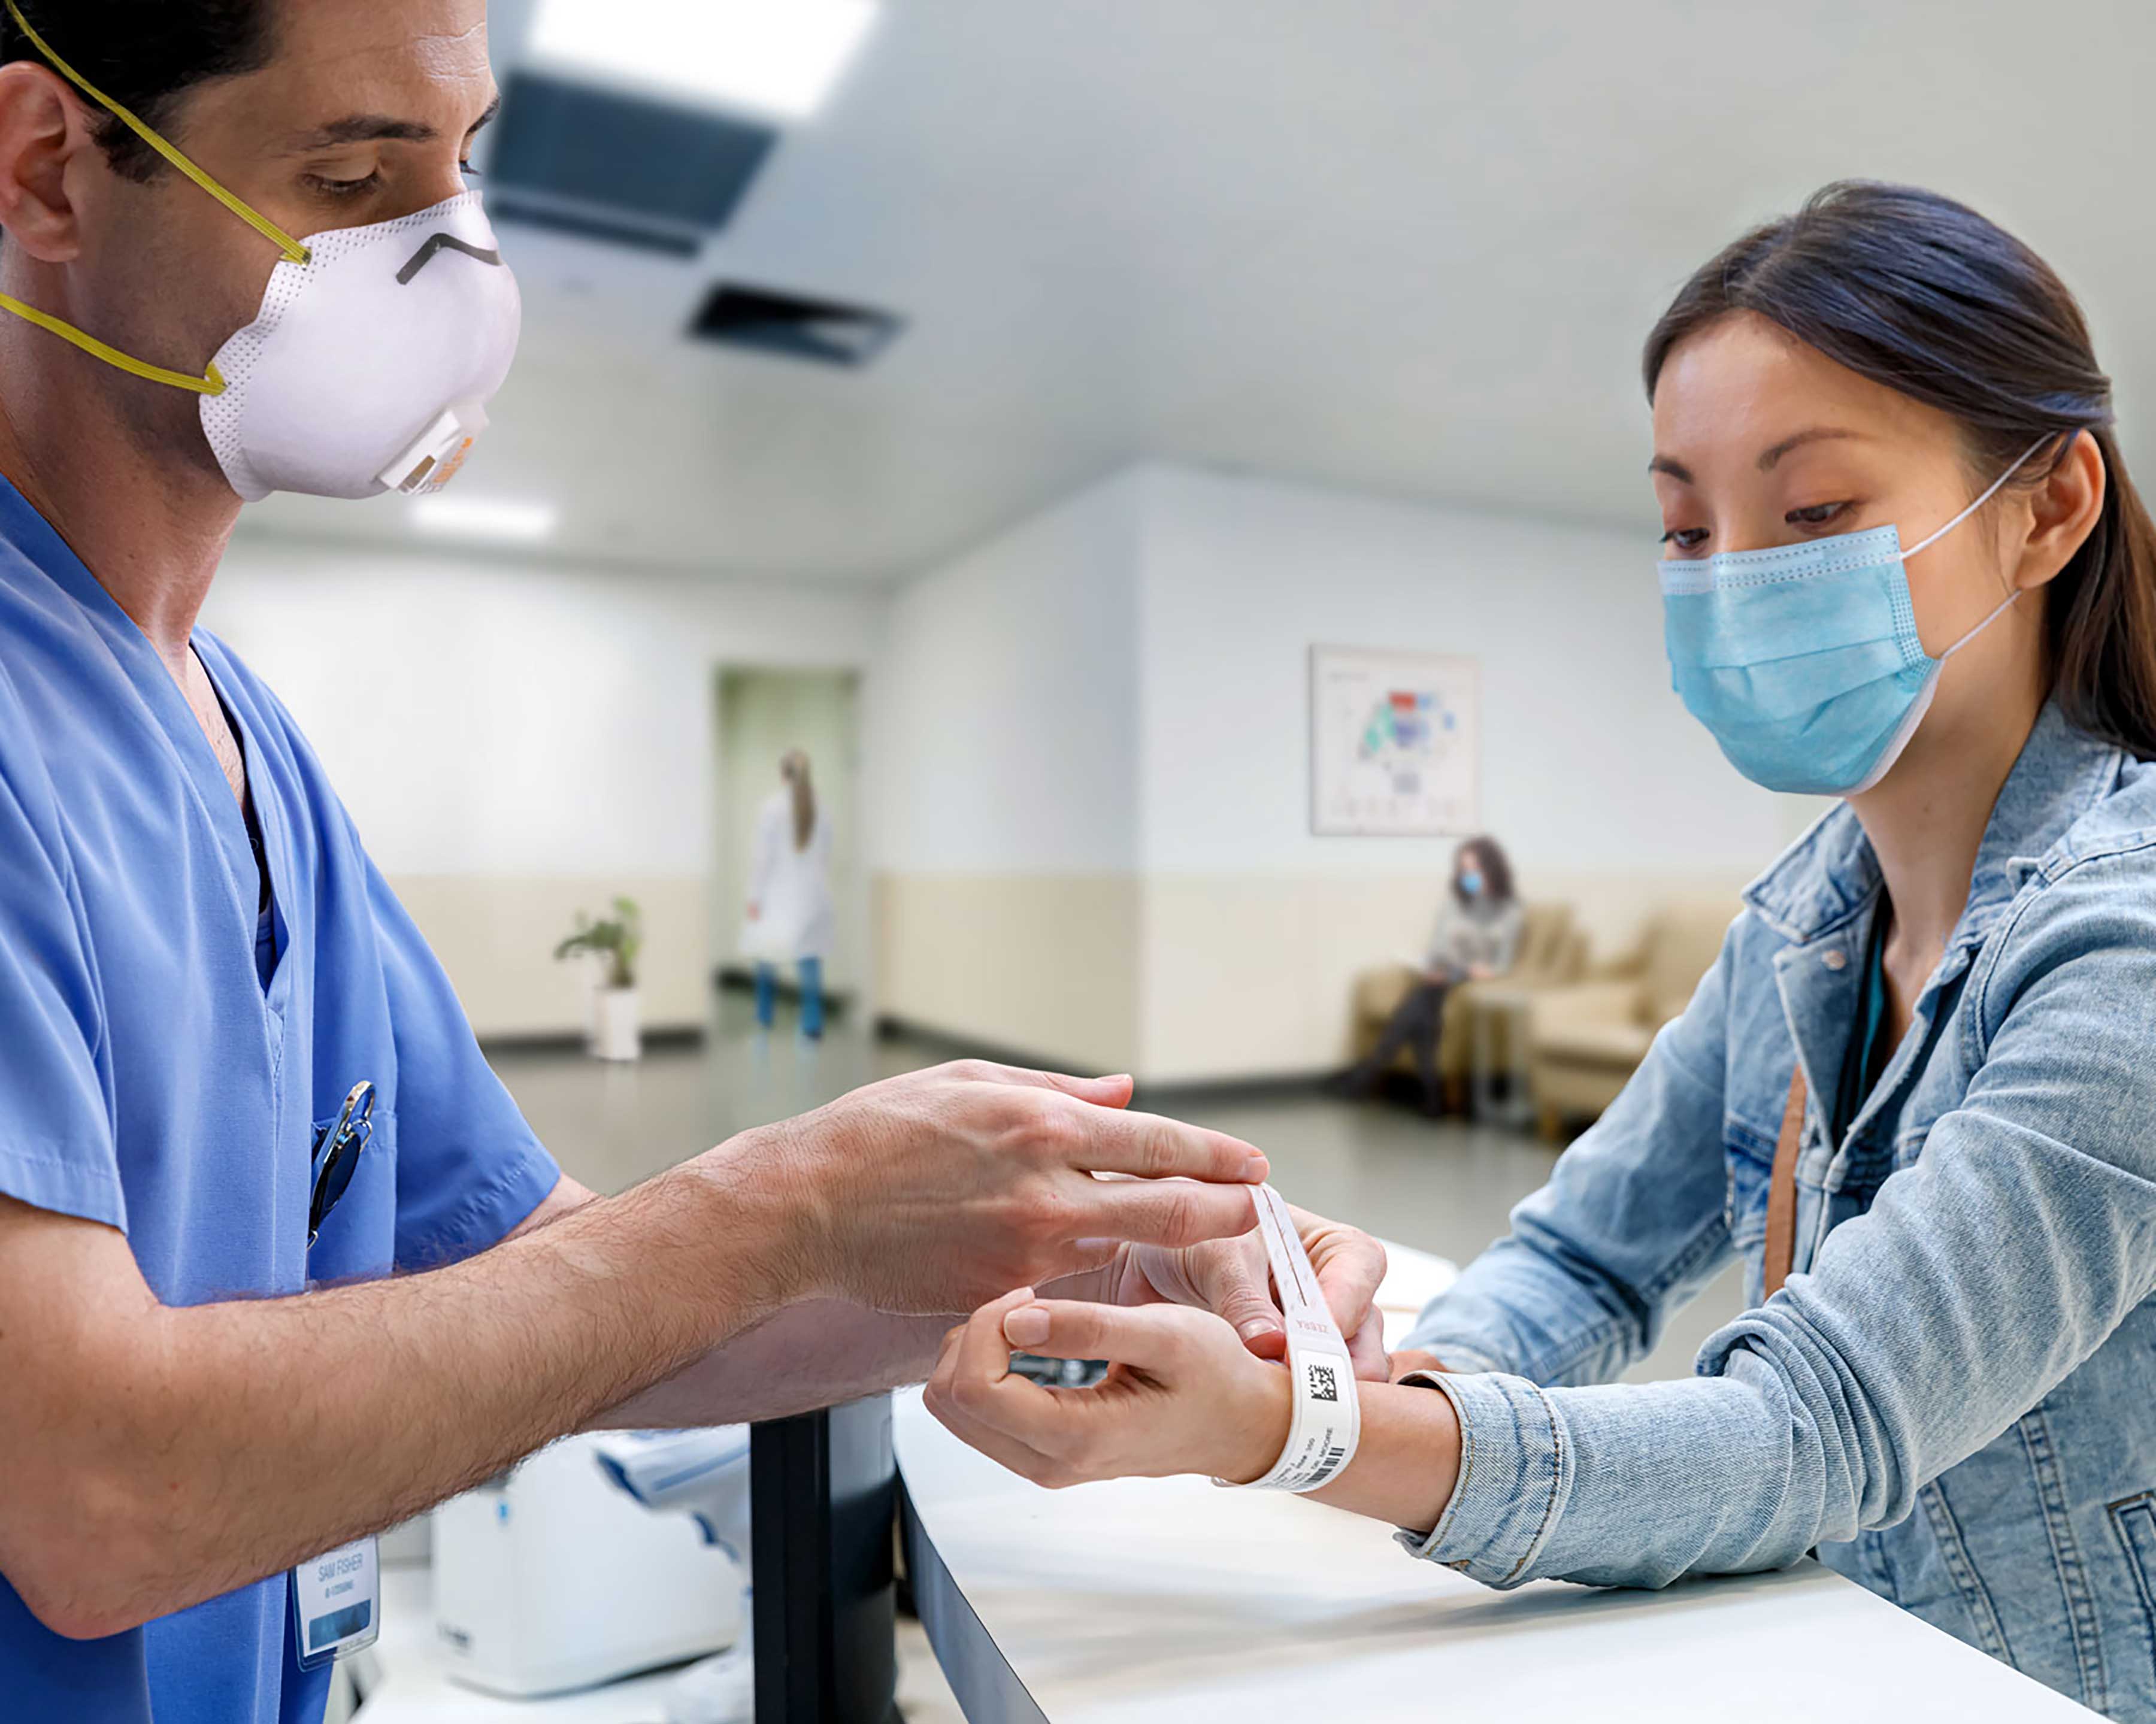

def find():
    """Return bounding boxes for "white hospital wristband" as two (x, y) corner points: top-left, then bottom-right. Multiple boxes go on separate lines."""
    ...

(1216, 1183), (1361, 1493)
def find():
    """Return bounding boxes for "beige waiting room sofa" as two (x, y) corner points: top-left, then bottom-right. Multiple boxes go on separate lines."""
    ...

(1349, 902), (1588, 1105)
(1528, 896), (1736, 1139)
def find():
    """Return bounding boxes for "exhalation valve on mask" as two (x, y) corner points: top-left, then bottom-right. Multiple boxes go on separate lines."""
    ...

(0, 0), (522, 504)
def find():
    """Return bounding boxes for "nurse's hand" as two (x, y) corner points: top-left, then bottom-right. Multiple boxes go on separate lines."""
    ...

(1049, 1211), (1390, 1381)
(753, 1062), (1269, 1315)
(925, 1290), (1291, 1487)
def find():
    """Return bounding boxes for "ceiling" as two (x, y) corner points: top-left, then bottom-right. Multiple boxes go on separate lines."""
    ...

(238, 0), (2156, 581)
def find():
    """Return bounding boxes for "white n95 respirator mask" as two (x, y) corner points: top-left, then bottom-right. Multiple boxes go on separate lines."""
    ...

(0, 2), (522, 502)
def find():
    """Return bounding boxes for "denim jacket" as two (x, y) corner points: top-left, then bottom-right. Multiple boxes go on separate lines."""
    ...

(1401, 703), (2156, 1720)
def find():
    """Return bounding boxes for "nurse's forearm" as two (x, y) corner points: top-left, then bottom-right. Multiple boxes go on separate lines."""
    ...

(518, 1179), (948, 1428)
(591, 1301), (949, 1429)
(0, 1135), (808, 1641)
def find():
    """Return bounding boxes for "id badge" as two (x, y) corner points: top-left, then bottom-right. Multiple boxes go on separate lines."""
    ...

(292, 1535), (379, 1670)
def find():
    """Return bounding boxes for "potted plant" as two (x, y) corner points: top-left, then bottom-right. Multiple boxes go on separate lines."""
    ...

(554, 898), (644, 1062)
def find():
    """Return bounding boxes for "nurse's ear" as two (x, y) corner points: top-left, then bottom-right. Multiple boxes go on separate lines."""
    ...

(2009, 431), (2107, 595)
(0, 60), (90, 262)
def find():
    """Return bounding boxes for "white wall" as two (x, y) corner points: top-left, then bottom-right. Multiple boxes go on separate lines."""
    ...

(869, 473), (1142, 874)
(867, 474), (1144, 1066)
(868, 462), (1802, 1081)
(204, 537), (886, 1037)
(1135, 465), (1783, 880)
(1130, 465), (1792, 1080)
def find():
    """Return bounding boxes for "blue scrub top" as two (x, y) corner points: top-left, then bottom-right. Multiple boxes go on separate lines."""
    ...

(0, 475), (562, 1723)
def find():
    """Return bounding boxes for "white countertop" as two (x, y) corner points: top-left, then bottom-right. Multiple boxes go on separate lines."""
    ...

(897, 1242), (2093, 1722)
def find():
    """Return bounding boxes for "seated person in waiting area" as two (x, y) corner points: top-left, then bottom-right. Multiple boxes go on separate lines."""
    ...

(1336, 835), (1521, 1114)
(931, 181), (2156, 1724)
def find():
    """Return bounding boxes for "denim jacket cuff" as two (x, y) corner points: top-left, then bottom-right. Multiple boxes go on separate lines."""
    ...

(1390, 1369), (1570, 1589)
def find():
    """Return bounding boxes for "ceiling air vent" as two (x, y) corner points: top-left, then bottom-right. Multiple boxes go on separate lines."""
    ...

(486, 72), (778, 257)
(688, 284), (905, 368)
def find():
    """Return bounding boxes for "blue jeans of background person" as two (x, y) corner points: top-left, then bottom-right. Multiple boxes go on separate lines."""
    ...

(755, 958), (825, 1037)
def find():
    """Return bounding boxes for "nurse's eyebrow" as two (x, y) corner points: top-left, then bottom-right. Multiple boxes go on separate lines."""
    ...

(1758, 426), (1865, 471)
(1647, 454), (1694, 483)
(284, 96), (501, 152)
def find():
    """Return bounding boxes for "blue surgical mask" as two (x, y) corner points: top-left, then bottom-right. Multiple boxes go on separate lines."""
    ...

(1458, 870), (1484, 898)
(1659, 438), (2045, 796)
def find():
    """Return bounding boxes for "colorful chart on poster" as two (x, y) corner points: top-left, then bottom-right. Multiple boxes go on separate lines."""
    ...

(1309, 647), (1479, 835)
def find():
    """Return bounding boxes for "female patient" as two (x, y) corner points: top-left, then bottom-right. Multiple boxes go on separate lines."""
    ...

(928, 182), (2156, 1722)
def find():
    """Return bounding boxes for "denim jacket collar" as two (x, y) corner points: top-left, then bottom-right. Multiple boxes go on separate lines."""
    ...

(1742, 701), (2125, 958)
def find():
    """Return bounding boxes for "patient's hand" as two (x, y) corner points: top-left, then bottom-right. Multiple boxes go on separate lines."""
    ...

(926, 1292), (1292, 1487)
(1387, 1348), (1443, 1381)
(1047, 1208), (1389, 1381)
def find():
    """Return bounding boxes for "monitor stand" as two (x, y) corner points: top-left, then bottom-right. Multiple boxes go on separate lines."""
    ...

(750, 1395), (901, 1724)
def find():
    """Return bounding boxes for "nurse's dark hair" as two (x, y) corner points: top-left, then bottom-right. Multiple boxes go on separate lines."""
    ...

(1643, 180), (2156, 761)
(0, 0), (275, 182)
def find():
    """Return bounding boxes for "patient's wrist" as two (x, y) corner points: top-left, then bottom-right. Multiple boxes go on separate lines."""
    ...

(1309, 1377), (1462, 1532)
(1218, 1361), (1296, 1486)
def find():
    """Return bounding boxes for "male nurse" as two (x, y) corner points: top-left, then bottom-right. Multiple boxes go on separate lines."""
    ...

(0, 4), (1386, 1720)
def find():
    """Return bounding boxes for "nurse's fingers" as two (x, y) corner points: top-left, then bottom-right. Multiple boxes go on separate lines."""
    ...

(925, 1061), (1135, 1109)
(1064, 1108), (1269, 1186)
(1070, 1174), (1264, 1253)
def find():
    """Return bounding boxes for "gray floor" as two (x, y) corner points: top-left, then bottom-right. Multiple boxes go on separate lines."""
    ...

(488, 991), (1740, 1386)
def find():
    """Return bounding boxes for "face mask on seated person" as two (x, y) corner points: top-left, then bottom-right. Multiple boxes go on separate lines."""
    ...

(1657, 435), (2049, 796)
(0, 1), (522, 502)
(1458, 870), (1484, 898)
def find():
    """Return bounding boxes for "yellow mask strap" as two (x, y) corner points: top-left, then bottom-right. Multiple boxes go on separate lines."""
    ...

(0, 290), (224, 394)
(4, 0), (311, 265)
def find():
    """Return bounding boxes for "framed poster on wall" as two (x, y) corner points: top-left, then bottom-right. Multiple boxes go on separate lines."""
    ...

(1309, 646), (1480, 836)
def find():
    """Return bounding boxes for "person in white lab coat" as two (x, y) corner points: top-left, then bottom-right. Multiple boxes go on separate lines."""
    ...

(743, 750), (835, 1036)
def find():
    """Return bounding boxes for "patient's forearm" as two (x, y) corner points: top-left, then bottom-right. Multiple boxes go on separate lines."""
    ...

(592, 1302), (948, 1429)
(1308, 1379), (1462, 1535)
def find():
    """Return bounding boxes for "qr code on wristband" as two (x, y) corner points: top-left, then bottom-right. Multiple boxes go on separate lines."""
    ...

(1309, 1362), (1339, 1402)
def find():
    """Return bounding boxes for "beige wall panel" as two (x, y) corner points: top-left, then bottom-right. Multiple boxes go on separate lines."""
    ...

(873, 874), (1140, 1075)
(1138, 871), (1752, 1084)
(386, 875), (711, 1041)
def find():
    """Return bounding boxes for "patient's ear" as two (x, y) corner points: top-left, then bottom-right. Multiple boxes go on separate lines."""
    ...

(0, 62), (91, 263)
(2013, 429), (2106, 595)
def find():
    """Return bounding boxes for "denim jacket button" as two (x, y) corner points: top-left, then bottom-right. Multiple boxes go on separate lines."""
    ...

(1822, 949), (1848, 971)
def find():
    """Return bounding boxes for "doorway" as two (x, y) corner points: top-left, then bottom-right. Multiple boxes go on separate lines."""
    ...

(713, 667), (865, 1022)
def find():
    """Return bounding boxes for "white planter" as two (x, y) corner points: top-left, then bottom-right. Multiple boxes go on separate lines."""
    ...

(594, 987), (641, 1062)
(582, 956), (604, 1053)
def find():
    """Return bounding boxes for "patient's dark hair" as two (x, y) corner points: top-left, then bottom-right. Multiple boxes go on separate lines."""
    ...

(1, 0), (275, 181)
(1645, 180), (2156, 760)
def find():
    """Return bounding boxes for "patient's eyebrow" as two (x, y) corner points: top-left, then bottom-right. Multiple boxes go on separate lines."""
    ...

(1758, 426), (1864, 471)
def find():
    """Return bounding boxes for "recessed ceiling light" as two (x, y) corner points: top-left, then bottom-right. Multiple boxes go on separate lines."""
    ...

(526, 0), (879, 121)
(410, 496), (561, 544)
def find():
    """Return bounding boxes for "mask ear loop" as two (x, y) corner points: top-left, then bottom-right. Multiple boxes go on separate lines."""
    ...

(1916, 434), (2066, 660)
(3, 0), (311, 266)
(1899, 433), (2057, 560)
